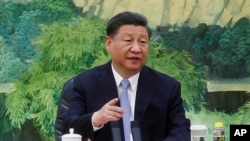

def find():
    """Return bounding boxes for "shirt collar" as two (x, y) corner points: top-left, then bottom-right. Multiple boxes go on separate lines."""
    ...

(111, 64), (140, 91)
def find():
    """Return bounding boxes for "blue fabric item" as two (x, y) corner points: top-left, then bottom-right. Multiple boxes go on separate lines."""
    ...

(120, 79), (131, 141)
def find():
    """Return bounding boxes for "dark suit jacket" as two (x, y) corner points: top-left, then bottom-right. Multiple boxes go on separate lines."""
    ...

(64, 61), (190, 141)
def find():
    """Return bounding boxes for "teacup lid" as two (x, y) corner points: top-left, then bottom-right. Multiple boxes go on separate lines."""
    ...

(62, 128), (82, 138)
(190, 125), (207, 130)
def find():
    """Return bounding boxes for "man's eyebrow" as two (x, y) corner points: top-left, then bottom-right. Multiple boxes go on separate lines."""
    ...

(122, 32), (148, 36)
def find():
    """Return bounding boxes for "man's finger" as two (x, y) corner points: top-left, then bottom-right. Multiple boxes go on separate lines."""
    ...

(108, 98), (119, 106)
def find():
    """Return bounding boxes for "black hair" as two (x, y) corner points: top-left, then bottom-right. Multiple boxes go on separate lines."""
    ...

(106, 11), (152, 38)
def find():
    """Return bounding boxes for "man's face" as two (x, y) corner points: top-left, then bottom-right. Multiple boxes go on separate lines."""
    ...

(105, 25), (149, 78)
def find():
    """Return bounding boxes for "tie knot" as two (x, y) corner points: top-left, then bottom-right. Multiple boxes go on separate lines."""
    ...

(120, 79), (130, 89)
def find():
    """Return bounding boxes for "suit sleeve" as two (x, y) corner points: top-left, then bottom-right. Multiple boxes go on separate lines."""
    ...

(64, 76), (95, 140)
(164, 82), (191, 141)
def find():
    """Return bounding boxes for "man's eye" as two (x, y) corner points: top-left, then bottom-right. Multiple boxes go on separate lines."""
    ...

(140, 40), (147, 44)
(124, 39), (132, 42)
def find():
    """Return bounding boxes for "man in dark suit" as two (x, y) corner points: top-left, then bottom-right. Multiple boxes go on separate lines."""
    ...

(63, 11), (190, 141)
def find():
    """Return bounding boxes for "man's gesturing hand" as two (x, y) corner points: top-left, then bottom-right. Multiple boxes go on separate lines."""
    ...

(92, 98), (123, 127)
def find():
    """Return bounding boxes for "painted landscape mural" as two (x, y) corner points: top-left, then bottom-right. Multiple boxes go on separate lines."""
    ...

(0, 0), (250, 141)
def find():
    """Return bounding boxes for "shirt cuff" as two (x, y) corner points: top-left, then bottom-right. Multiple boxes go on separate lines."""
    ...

(91, 118), (104, 131)
(92, 124), (104, 131)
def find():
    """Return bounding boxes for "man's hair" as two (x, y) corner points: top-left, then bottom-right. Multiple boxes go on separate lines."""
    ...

(106, 11), (152, 38)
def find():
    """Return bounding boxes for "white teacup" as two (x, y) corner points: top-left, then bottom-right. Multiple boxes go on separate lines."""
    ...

(62, 128), (82, 141)
(190, 125), (207, 141)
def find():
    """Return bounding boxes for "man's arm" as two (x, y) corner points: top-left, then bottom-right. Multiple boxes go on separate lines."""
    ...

(164, 82), (191, 141)
(64, 77), (124, 139)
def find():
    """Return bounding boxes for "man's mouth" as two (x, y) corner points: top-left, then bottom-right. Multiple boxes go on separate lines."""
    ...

(128, 56), (140, 59)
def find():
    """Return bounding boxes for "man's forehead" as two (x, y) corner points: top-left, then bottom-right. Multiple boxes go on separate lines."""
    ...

(117, 25), (149, 36)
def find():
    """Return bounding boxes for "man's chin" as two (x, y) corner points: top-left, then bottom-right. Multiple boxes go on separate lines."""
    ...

(127, 65), (142, 73)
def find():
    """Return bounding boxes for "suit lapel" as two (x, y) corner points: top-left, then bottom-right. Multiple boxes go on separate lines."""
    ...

(96, 63), (155, 121)
(134, 67), (155, 122)
(96, 62), (119, 104)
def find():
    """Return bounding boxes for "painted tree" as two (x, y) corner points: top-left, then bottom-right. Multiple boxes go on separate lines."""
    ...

(0, 38), (27, 82)
(5, 17), (106, 140)
(0, 0), (79, 83)
(212, 18), (250, 78)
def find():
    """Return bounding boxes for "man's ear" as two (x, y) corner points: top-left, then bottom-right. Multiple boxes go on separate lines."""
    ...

(105, 36), (112, 52)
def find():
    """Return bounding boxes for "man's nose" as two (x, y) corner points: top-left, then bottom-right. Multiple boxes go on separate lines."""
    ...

(131, 42), (141, 52)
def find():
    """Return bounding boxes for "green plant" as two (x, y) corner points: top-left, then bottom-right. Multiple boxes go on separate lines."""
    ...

(0, 38), (27, 83)
(0, 1), (26, 39)
(5, 17), (105, 139)
(192, 25), (223, 66)
(0, 94), (14, 141)
(211, 18), (250, 78)
(147, 42), (207, 110)
(26, 0), (81, 23)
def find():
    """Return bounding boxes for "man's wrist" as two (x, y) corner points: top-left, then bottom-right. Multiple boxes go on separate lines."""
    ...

(92, 112), (103, 127)
(92, 112), (104, 131)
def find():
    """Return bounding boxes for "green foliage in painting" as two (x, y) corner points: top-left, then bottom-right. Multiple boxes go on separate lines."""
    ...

(158, 18), (250, 78)
(234, 100), (250, 124)
(146, 42), (207, 110)
(158, 26), (194, 52)
(0, 1), (26, 39)
(0, 2), (30, 82)
(5, 17), (105, 138)
(9, 10), (41, 60)
(192, 25), (223, 66)
(212, 18), (250, 77)
(0, 94), (13, 141)
(0, 38), (27, 82)
(26, 0), (81, 23)
(0, 0), (80, 83)
(0, 9), (41, 82)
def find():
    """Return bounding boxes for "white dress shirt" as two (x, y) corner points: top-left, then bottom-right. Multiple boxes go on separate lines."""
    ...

(92, 64), (139, 141)
(112, 64), (139, 121)
(112, 64), (140, 141)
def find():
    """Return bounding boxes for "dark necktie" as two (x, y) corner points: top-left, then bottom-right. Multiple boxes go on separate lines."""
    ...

(120, 79), (131, 141)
